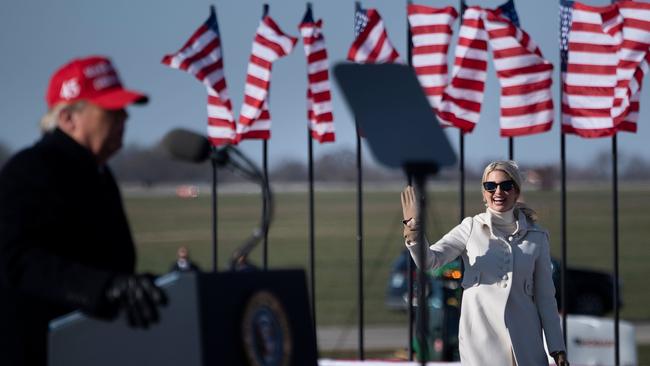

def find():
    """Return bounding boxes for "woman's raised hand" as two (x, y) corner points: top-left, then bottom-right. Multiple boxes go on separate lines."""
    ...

(401, 186), (420, 243)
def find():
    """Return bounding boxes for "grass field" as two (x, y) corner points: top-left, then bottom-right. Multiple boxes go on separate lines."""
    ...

(126, 185), (650, 327)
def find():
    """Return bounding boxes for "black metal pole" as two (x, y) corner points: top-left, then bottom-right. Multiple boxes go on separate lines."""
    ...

(353, 1), (364, 360)
(211, 151), (218, 272)
(558, 7), (569, 345)
(412, 172), (429, 366)
(508, 137), (514, 160)
(356, 128), (365, 360)
(354, 128), (365, 360)
(406, 1), (414, 359)
(459, 133), (465, 220)
(308, 128), (316, 326)
(560, 132), (567, 344)
(261, 3), (269, 271)
(612, 135), (620, 366)
(457, 3), (467, 359)
(262, 140), (269, 270)
(607, 1), (620, 364)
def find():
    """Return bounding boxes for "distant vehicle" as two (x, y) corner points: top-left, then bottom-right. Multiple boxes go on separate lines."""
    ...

(176, 185), (199, 198)
(386, 250), (620, 316)
(550, 257), (620, 316)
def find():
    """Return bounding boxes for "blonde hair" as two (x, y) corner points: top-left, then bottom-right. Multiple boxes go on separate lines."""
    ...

(481, 160), (537, 222)
(40, 101), (87, 133)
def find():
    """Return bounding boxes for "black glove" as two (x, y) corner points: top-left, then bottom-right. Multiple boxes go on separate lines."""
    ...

(105, 274), (168, 328)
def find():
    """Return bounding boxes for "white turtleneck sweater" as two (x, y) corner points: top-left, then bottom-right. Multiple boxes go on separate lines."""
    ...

(487, 207), (519, 238)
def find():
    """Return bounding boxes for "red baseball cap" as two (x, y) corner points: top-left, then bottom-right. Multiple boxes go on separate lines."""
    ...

(46, 55), (148, 110)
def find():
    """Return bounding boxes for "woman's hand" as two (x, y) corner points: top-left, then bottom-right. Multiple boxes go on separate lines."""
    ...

(401, 186), (420, 243)
(551, 351), (569, 366)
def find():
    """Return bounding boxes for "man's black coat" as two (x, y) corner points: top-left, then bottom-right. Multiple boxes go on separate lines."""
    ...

(0, 129), (136, 365)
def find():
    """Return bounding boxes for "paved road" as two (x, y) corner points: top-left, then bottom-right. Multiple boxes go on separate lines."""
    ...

(318, 322), (650, 352)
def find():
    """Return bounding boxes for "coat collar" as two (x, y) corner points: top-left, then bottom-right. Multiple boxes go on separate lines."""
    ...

(476, 208), (531, 238)
(41, 128), (102, 172)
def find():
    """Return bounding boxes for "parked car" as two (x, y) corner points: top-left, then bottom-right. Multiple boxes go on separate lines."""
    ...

(386, 250), (620, 316)
(550, 257), (620, 316)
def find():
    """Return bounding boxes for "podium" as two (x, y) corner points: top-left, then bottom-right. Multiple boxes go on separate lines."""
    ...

(49, 270), (318, 366)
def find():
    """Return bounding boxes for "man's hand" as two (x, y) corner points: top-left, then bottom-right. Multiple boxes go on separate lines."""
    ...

(401, 186), (420, 243)
(105, 274), (168, 328)
(551, 351), (569, 366)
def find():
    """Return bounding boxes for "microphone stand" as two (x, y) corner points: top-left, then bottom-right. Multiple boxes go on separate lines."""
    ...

(220, 146), (274, 269)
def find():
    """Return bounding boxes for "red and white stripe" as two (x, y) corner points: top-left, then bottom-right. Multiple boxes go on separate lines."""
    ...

(436, 7), (489, 133)
(614, 1), (650, 133)
(237, 16), (297, 141)
(562, 2), (620, 138)
(348, 9), (401, 63)
(562, 2), (650, 138)
(299, 19), (335, 143)
(483, 8), (554, 136)
(411, 5), (554, 136)
(161, 8), (236, 146)
(407, 4), (458, 116)
(620, 51), (650, 132)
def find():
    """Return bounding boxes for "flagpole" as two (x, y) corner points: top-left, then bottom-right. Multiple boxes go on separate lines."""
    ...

(405, 1), (415, 360)
(508, 137), (514, 160)
(211, 6), (220, 271)
(459, 0), (468, 224)
(307, 125), (316, 321)
(353, 2), (365, 360)
(211, 147), (219, 272)
(608, 2), (620, 364)
(356, 105), (365, 362)
(560, 121), (569, 343)
(559, 0), (569, 347)
(458, 2), (467, 361)
(612, 134), (620, 366)
(260, 4), (270, 271)
(304, 0), (318, 338)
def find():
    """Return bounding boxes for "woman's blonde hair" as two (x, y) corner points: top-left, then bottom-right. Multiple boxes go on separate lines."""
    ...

(40, 101), (87, 133)
(481, 160), (537, 222)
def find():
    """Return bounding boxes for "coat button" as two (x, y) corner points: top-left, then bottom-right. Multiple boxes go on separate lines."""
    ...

(502, 274), (508, 280)
(501, 282), (508, 288)
(508, 236), (513, 241)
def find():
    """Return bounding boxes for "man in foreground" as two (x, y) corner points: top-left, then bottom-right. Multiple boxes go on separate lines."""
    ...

(0, 56), (166, 365)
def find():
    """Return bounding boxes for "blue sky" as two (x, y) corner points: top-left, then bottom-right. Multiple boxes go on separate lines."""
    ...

(0, 0), (647, 170)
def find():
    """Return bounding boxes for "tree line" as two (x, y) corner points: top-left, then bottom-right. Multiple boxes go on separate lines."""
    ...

(1, 142), (649, 187)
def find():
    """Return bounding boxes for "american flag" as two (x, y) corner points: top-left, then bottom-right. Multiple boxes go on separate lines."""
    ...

(483, 6), (554, 136)
(347, 6), (400, 63)
(299, 8), (335, 143)
(419, 4), (554, 136)
(407, 4), (458, 115)
(560, 0), (650, 138)
(613, 1), (650, 134)
(237, 16), (297, 141)
(161, 6), (236, 146)
(435, 7), (489, 133)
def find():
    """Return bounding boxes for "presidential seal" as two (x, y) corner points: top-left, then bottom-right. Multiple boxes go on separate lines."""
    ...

(241, 291), (292, 366)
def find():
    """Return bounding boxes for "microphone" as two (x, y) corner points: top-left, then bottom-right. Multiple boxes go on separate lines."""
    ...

(160, 128), (273, 269)
(161, 128), (212, 163)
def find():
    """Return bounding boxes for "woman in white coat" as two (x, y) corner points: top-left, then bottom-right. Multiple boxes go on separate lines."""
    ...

(401, 161), (569, 366)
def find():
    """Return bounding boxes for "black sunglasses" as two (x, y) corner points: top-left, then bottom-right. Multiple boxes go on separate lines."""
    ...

(483, 180), (516, 192)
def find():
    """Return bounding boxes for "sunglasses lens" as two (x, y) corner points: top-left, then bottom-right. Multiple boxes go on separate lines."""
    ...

(483, 182), (497, 191)
(500, 181), (514, 191)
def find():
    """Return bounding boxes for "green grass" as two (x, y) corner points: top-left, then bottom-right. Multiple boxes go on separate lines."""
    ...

(639, 344), (650, 365)
(125, 186), (650, 327)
